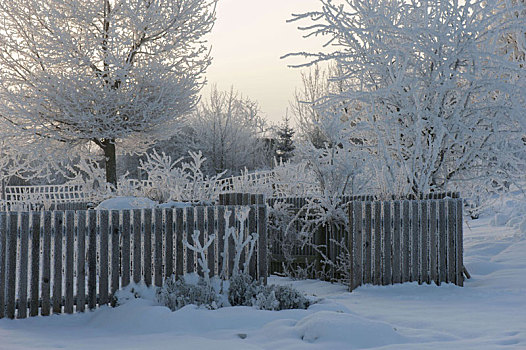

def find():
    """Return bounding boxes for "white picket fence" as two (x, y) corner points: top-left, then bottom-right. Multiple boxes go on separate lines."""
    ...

(1, 169), (320, 210)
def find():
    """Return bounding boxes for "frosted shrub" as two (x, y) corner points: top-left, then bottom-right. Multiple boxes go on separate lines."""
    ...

(227, 273), (261, 307)
(156, 276), (219, 311)
(228, 273), (310, 311)
(268, 285), (310, 310)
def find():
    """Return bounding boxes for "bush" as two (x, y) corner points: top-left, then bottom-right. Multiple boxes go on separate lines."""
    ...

(228, 273), (310, 311)
(156, 276), (219, 311)
(156, 273), (311, 312)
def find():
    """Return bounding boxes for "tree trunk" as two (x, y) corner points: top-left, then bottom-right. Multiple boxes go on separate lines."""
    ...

(103, 139), (117, 188)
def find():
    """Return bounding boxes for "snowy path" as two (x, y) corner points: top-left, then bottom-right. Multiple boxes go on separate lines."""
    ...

(1, 216), (525, 349)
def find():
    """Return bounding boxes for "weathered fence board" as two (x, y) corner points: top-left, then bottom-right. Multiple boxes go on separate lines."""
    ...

(382, 202), (391, 286)
(0, 213), (6, 319)
(154, 209), (163, 288)
(30, 212), (40, 317)
(401, 201), (410, 283)
(77, 211), (86, 313)
(6, 213), (17, 319)
(0, 204), (267, 319)
(53, 211), (63, 314)
(392, 201), (401, 284)
(65, 211), (75, 314)
(87, 210), (97, 310)
(373, 202), (382, 285)
(411, 201), (419, 283)
(18, 213), (29, 318)
(420, 202), (429, 285)
(143, 209), (152, 286)
(111, 210), (120, 305)
(99, 210), (109, 306)
(42, 212), (52, 315)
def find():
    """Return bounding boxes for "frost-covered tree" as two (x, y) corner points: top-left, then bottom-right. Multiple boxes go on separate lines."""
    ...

(190, 86), (268, 176)
(288, 0), (526, 196)
(0, 0), (217, 187)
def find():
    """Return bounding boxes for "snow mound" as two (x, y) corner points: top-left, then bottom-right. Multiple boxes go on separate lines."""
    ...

(294, 311), (408, 348)
(96, 196), (158, 210)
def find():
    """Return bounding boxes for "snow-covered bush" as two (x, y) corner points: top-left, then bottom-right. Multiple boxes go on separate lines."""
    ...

(156, 276), (219, 311)
(227, 273), (260, 307)
(228, 273), (310, 311)
(114, 283), (157, 306)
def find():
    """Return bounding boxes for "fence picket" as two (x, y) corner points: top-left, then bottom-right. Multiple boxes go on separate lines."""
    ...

(429, 201), (438, 285)
(5, 213), (17, 319)
(248, 206), (257, 277)
(196, 207), (205, 277)
(185, 208), (195, 274)
(64, 211), (75, 314)
(363, 202), (372, 285)
(438, 200), (447, 284)
(217, 206), (226, 279)
(29, 212), (41, 317)
(401, 201), (410, 283)
(0, 213), (6, 319)
(110, 210), (120, 305)
(257, 205), (268, 283)
(143, 209), (152, 286)
(164, 209), (174, 278)
(99, 210), (109, 305)
(132, 210), (141, 284)
(41, 212), (52, 315)
(447, 200), (456, 284)
(392, 201), (401, 284)
(382, 202), (392, 285)
(76, 211), (86, 313)
(53, 211), (63, 314)
(373, 202), (382, 285)
(121, 210), (131, 288)
(87, 210), (97, 310)
(175, 208), (184, 278)
(154, 209), (163, 287)
(354, 202), (363, 289)
(411, 202), (419, 282)
(227, 207), (236, 277)
(456, 200), (464, 287)
(206, 207), (216, 278)
(18, 213), (29, 318)
(420, 202), (429, 285)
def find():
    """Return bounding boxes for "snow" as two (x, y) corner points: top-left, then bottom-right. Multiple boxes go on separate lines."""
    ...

(1, 202), (526, 349)
(95, 197), (158, 210)
(95, 197), (193, 210)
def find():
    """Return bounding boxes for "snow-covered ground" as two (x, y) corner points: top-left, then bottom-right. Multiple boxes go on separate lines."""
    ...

(1, 206), (525, 349)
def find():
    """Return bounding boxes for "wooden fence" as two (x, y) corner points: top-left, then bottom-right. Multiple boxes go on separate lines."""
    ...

(228, 193), (463, 290)
(348, 199), (463, 291)
(0, 205), (268, 319)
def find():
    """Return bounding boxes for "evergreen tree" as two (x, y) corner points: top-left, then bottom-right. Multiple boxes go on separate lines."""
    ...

(275, 115), (295, 163)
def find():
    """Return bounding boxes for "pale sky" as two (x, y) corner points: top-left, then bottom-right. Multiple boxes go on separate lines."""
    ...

(204, 0), (325, 124)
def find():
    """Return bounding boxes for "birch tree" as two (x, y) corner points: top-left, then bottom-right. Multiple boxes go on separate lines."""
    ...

(287, 0), (526, 196)
(0, 0), (217, 187)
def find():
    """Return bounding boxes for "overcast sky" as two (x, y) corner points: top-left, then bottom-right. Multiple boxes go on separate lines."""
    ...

(204, 0), (325, 124)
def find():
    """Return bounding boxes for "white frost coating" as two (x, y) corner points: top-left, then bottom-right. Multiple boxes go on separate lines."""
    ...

(0, 0), (217, 181)
(183, 230), (216, 285)
(287, 0), (526, 198)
